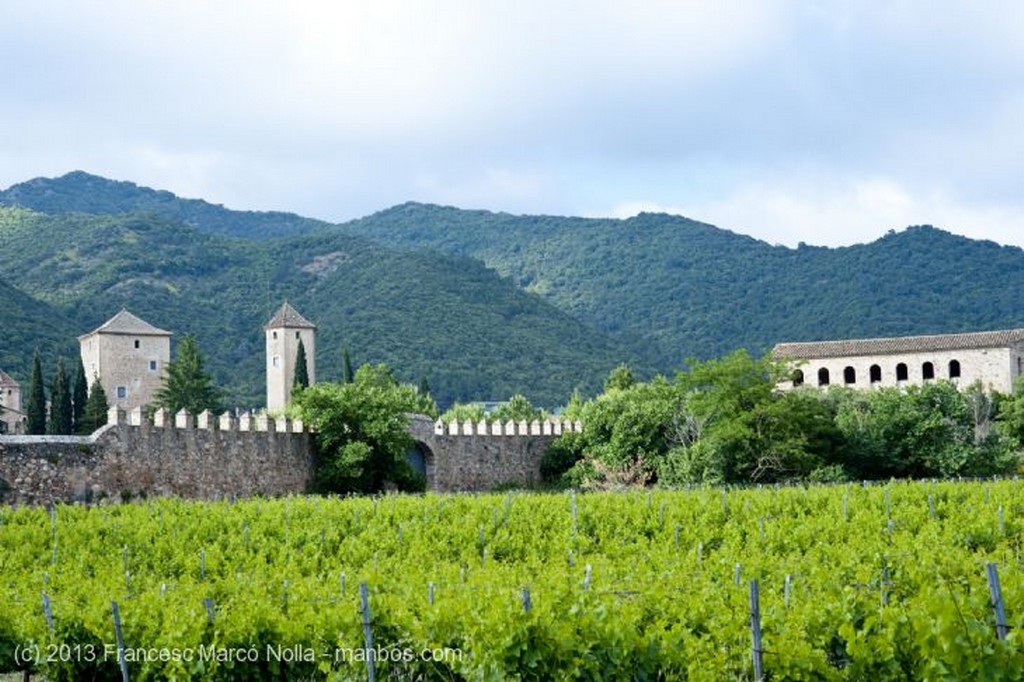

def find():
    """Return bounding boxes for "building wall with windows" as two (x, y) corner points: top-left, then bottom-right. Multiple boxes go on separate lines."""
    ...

(78, 310), (172, 411)
(0, 370), (25, 435)
(774, 330), (1024, 393)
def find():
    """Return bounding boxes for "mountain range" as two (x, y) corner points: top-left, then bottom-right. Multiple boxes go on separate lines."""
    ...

(2, 171), (1024, 407)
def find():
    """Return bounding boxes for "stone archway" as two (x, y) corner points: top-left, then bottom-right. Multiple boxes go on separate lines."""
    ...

(407, 441), (436, 489)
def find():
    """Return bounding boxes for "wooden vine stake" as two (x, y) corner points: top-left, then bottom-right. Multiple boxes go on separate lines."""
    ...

(749, 579), (764, 681)
(986, 562), (1009, 641)
(360, 582), (377, 682)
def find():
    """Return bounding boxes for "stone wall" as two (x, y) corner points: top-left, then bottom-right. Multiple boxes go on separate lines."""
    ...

(407, 415), (580, 492)
(0, 408), (314, 505)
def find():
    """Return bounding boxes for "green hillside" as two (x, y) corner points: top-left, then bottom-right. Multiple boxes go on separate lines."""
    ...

(0, 206), (643, 407)
(0, 171), (327, 240)
(339, 203), (1024, 364)
(0, 272), (77, 384)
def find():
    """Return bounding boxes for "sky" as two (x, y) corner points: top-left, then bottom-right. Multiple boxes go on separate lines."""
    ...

(2, 1), (1023, 248)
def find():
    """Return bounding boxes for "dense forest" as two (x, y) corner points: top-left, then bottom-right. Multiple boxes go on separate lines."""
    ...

(2, 172), (1024, 408)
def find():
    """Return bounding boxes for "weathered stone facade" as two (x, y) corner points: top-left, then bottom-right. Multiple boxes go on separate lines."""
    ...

(0, 408), (314, 505)
(0, 369), (25, 434)
(407, 414), (582, 492)
(79, 310), (172, 411)
(773, 329), (1024, 393)
(265, 303), (316, 413)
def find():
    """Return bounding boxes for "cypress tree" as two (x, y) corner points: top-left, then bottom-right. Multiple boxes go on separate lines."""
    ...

(153, 333), (222, 415)
(72, 356), (88, 434)
(26, 349), (46, 435)
(293, 339), (310, 394)
(47, 357), (73, 435)
(82, 378), (109, 434)
(342, 347), (354, 384)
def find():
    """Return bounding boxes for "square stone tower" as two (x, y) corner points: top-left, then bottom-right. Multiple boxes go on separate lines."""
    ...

(0, 369), (25, 434)
(78, 310), (172, 411)
(265, 302), (316, 412)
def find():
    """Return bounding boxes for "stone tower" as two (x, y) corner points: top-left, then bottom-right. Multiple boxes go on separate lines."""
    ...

(0, 369), (25, 434)
(265, 302), (316, 412)
(78, 310), (172, 411)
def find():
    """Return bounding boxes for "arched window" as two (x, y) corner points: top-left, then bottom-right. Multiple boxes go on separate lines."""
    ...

(818, 368), (830, 386)
(922, 362), (935, 380)
(870, 364), (882, 383)
(844, 366), (856, 385)
(896, 363), (908, 381)
(792, 369), (804, 387)
(948, 360), (961, 379)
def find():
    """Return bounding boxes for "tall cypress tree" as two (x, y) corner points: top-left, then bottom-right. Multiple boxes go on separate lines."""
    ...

(153, 333), (222, 415)
(82, 378), (109, 434)
(293, 339), (310, 395)
(47, 357), (73, 435)
(26, 349), (46, 435)
(72, 356), (88, 434)
(342, 347), (354, 384)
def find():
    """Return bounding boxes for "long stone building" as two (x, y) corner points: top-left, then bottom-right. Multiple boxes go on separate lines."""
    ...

(772, 328), (1024, 393)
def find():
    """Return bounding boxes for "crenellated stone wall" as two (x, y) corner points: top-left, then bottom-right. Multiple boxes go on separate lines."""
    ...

(0, 409), (578, 503)
(0, 407), (314, 505)
(407, 415), (581, 492)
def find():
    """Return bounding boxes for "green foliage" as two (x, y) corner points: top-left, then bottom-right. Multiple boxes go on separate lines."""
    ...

(2, 484), (1024, 679)
(292, 338), (309, 394)
(81, 379), (109, 434)
(489, 393), (544, 423)
(439, 401), (486, 424)
(25, 350), (46, 435)
(604, 363), (636, 391)
(71, 356), (88, 434)
(47, 356), (73, 435)
(152, 334), (222, 416)
(293, 364), (427, 494)
(342, 347), (354, 384)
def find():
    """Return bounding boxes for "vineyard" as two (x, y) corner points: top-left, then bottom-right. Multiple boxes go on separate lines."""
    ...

(2, 482), (1023, 680)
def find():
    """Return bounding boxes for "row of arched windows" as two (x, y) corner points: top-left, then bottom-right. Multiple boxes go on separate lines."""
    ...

(792, 360), (962, 387)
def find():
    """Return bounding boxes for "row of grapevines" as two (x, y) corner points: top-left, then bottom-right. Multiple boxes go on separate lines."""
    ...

(0, 481), (1022, 680)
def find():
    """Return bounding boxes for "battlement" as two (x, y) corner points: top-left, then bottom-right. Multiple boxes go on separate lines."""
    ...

(433, 417), (583, 437)
(108, 406), (307, 434)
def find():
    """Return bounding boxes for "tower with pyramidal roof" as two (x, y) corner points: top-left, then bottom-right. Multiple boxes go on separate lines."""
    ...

(265, 303), (316, 412)
(78, 309), (172, 411)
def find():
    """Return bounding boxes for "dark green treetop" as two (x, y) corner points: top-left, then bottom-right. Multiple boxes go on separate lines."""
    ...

(153, 333), (222, 416)
(26, 349), (46, 435)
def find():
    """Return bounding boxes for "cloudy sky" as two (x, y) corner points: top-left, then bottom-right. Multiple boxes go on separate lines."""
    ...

(2, 1), (1023, 247)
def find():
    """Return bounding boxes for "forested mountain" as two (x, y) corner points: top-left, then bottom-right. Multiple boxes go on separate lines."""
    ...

(340, 203), (1024, 365)
(0, 171), (327, 240)
(3, 172), (1024, 408)
(0, 205), (643, 407)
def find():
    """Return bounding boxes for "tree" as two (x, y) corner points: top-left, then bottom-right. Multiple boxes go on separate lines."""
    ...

(81, 378), (109, 433)
(292, 339), (310, 395)
(490, 394), (544, 423)
(604, 364), (636, 392)
(342, 347), (354, 384)
(26, 349), (46, 435)
(153, 334), (221, 415)
(72, 356), (88, 434)
(293, 364), (426, 494)
(47, 357), (72, 435)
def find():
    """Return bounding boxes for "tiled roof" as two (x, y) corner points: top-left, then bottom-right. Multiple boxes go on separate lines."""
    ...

(0, 369), (19, 387)
(79, 310), (172, 339)
(264, 302), (316, 330)
(772, 329), (1024, 360)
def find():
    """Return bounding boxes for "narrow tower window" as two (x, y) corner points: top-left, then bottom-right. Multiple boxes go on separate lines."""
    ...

(896, 363), (908, 381)
(817, 368), (830, 386)
(948, 360), (961, 379)
(843, 366), (856, 385)
(922, 362), (935, 380)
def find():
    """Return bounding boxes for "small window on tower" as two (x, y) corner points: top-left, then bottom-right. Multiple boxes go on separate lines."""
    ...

(273, 331), (278, 340)
(134, 339), (140, 349)
(272, 356), (280, 368)
(296, 331), (300, 339)
(116, 386), (127, 399)
(149, 360), (158, 372)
